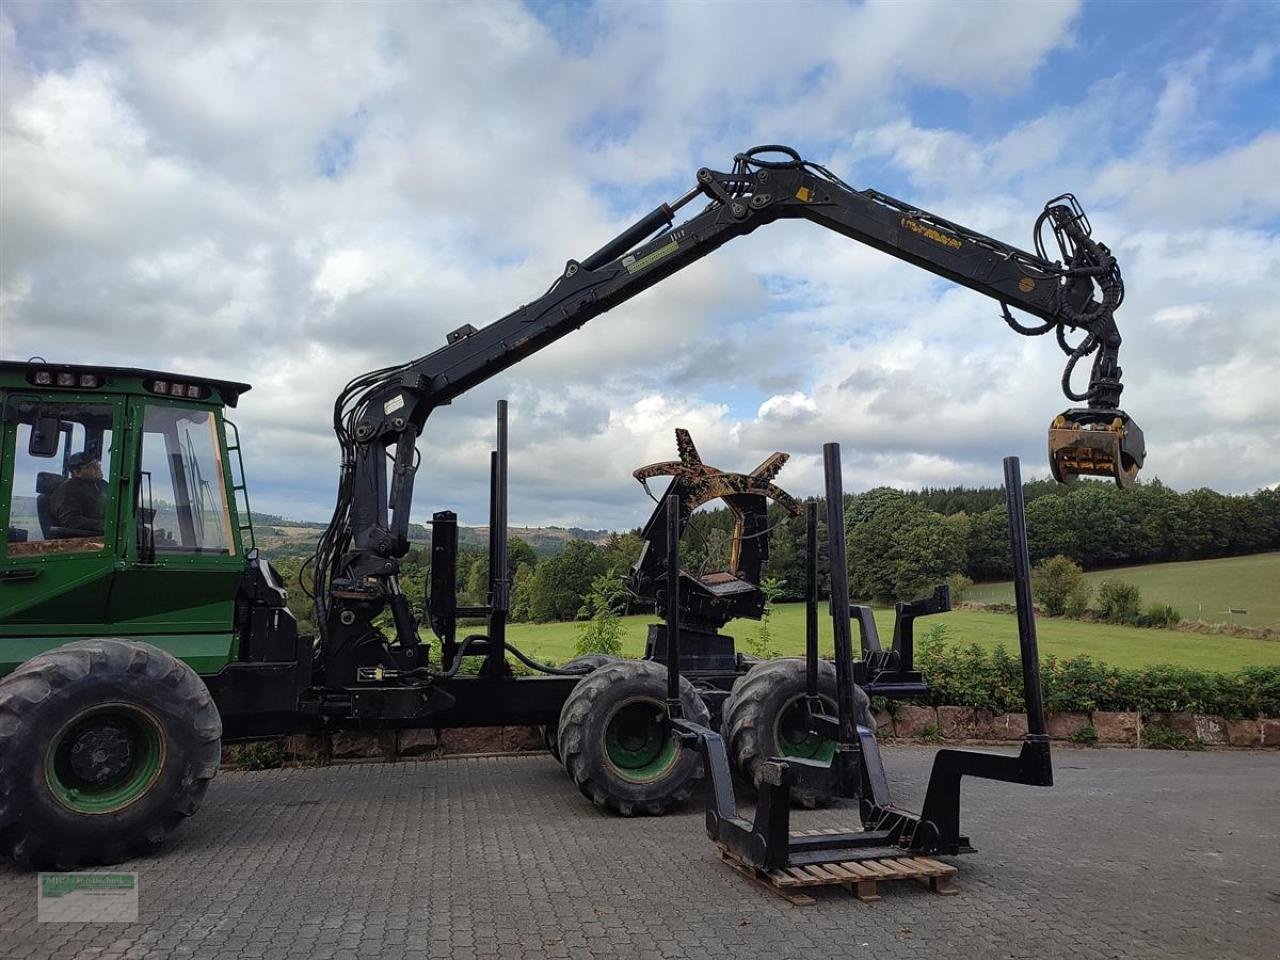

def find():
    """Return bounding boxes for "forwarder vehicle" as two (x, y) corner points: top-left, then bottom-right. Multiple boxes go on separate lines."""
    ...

(0, 145), (1143, 868)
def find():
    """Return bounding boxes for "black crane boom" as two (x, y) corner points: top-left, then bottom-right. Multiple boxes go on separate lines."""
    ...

(312, 144), (1145, 661)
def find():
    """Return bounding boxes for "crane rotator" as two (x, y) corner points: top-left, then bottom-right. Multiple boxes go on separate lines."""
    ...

(629, 427), (798, 624)
(627, 428), (801, 674)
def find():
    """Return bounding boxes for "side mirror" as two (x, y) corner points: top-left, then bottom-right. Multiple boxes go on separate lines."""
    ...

(28, 416), (63, 457)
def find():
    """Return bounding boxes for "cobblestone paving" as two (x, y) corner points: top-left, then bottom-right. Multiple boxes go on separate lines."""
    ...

(2, 746), (1277, 959)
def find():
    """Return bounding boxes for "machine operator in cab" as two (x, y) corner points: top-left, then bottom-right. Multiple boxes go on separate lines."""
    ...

(48, 452), (105, 537)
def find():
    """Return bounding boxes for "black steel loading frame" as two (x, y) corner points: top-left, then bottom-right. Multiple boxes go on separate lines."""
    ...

(670, 450), (1053, 870)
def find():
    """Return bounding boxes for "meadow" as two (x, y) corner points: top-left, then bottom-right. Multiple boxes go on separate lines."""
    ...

(963, 551), (1280, 629)
(502, 599), (1280, 673)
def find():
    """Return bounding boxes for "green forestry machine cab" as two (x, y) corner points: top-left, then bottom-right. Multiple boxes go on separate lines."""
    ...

(0, 145), (1143, 870)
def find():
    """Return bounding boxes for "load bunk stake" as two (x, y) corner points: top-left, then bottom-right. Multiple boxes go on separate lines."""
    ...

(670, 449), (1053, 892)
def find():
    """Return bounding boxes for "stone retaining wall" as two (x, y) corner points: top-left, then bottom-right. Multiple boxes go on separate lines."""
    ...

(222, 710), (1280, 769)
(872, 708), (1279, 747)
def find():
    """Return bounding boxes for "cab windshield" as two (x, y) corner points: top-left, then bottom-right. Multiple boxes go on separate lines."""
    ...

(140, 406), (235, 555)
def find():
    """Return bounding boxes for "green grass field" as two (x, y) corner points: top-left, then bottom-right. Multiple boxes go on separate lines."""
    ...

(502, 600), (1280, 674)
(964, 551), (1280, 629)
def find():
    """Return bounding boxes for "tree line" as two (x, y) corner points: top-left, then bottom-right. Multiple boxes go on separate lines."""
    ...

(688, 479), (1280, 603)
(271, 478), (1279, 632)
(271, 532), (647, 635)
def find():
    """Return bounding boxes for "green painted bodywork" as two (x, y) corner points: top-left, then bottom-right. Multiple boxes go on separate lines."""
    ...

(0, 362), (253, 679)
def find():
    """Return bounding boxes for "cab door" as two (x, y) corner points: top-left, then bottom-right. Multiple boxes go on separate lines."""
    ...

(104, 398), (245, 671)
(0, 393), (124, 673)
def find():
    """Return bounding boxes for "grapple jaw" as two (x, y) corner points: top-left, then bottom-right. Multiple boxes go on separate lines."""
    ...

(1048, 408), (1146, 488)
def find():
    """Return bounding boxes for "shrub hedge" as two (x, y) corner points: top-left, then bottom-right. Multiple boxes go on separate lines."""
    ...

(1097, 578), (1143, 625)
(915, 631), (1280, 719)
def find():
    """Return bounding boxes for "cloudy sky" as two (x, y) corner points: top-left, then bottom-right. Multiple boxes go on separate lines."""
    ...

(2, 0), (1277, 531)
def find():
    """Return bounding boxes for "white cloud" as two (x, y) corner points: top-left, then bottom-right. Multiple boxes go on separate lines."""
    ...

(1095, 132), (1280, 227)
(758, 392), (818, 422)
(0, 1), (1276, 533)
(1151, 303), (1210, 330)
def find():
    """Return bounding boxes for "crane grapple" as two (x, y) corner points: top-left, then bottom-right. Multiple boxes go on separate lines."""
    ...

(1049, 408), (1146, 487)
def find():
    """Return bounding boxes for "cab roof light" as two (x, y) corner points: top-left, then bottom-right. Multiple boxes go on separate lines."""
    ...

(145, 378), (210, 400)
(26, 368), (104, 389)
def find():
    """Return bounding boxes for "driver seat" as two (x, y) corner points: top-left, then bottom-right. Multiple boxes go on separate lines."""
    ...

(35, 472), (65, 538)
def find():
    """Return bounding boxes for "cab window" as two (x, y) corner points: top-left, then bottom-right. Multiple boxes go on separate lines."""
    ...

(4, 400), (114, 557)
(139, 406), (235, 556)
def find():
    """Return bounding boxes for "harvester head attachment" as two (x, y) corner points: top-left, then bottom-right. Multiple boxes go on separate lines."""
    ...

(1048, 408), (1145, 488)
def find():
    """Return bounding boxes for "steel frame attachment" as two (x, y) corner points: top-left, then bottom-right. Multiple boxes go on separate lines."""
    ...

(672, 449), (1053, 871)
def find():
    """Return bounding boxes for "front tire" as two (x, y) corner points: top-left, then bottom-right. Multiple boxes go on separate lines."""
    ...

(721, 657), (873, 809)
(557, 659), (708, 816)
(0, 639), (222, 868)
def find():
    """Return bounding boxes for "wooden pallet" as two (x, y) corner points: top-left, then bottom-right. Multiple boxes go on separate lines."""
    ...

(717, 831), (958, 905)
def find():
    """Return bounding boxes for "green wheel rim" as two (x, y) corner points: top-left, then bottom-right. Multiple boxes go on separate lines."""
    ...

(603, 697), (679, 783)
(774, 694), (837, 763)
(45, 704), (165, 814)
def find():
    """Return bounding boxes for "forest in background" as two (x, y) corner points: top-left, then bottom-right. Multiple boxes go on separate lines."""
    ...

(269, 479), (1280, 635)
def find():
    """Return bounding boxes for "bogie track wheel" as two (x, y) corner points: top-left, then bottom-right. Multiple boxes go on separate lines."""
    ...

(0, 639), (222, 869)
(721, 658), (873, 808)
(557, 659), (708, 816)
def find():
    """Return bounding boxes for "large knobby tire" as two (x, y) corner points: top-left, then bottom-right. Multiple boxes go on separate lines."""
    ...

(557, 659), (709, 816)
(542, 654), (619, 764)
(721, 657), (874, 809)
(0, 639), (223, 868)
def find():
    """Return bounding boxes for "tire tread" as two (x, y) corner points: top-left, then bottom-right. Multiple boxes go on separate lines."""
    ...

(722, 657), (873, 808)
(558, 660), (708, 817)
(0, 639), (222, 869)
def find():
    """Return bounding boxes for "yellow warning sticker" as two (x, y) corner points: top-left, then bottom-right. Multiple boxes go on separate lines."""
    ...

(900, 217), (962, 250)
(624, 240), (679, 274)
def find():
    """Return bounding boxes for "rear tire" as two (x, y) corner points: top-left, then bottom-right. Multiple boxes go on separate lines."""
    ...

(542, 654), (618, 764)
(721, 657), (873, 809)
(557, 659), (708, 816)
(0, 639), (222, 868)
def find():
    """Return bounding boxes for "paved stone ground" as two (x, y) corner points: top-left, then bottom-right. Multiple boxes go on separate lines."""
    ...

(2, 746), (1277, 960)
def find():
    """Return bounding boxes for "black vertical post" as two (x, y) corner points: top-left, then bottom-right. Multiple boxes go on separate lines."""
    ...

(894, 602), (915, 673)
(487, 451), (497, 597)
(804, 501), (820, 704)
(487, 401), (510, 678)
(1003, 456), (1046, 737)
(665, 494), (683, 717)
(430, 510), (459, 670)
(823, 444), (856, 744)
(495, 402), (509, 617)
